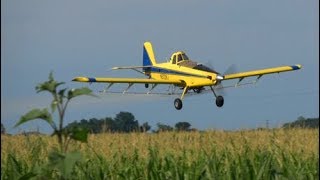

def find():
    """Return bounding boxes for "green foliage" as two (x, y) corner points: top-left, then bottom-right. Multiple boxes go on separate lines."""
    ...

(15, 72), (94, 153)
(114, 111), (139, 132)
(15, 109), (54, 129)
(1, 130), (319, 179)
(67, 87), (96, 100)
(282, 116), (319, 129)
(64, 112), (150, 133)
(35, 72), (65, 94)
(46, 151), (82, 179)
(67, 126), (89, 143)
(140, 122), (151, 132)
(12, 72), (95, 179)
(156, 121), (193, 132)
(175, 121), (191, 131)
(156, 123), (174, 132)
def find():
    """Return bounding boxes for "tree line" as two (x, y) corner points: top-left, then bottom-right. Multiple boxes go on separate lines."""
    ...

(282, 116), (319, 129)
(2, 114), (318, 135)
(64, 111), (193, 133)
(65, 111), (150, 133)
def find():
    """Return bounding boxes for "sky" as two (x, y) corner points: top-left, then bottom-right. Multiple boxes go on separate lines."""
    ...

(1, 0), (319, 134)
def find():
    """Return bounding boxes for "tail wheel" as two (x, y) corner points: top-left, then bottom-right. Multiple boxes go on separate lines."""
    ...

(216, 96), (224, 107)
(174, 98), (183, 110)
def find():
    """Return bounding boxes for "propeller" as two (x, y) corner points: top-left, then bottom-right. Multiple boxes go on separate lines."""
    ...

(223, 64), (238, 76)
(204, 62), (238, 96)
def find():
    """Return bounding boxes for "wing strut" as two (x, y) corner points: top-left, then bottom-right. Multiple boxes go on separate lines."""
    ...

(254, 75), (263, 84)
(167, 84), (177, 95)
(103, 83), (114, 93)
(123, 83), (134, 94)
(235, 78), (244, 87)
(147, 84), (158, 94)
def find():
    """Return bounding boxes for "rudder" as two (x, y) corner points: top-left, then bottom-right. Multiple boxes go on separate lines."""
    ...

(143, 42), (157, 71)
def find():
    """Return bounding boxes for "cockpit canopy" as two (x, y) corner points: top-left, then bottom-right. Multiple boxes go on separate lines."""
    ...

(170, 51), (189, 64)
(169, 51), (220, 74)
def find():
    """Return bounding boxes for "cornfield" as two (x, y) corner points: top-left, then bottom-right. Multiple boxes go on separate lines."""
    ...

(1, 128), (319, 179)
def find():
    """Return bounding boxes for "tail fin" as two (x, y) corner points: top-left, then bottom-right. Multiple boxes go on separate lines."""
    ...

(143, 42), (157, 71)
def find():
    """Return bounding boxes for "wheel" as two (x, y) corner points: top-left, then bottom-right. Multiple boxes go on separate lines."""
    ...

(216, 96), (224, 107)
(174, 98), (183, 110)
(145, 83), (149, 88)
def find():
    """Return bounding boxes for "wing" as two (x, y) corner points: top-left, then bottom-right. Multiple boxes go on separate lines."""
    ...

(223, 64), (302, 80)
(72, 77), (184, 85)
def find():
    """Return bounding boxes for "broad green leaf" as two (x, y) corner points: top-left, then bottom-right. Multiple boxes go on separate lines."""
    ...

(36, 72), (65, 94)
(58, 88), (67, 103)
(69, 127), (89, 143)
(48, 151), (82, 178)
(48, 151), (65, 165)
(18, 172), (37, 180)
(67, 87), (95, 100)
(63, 151), (82, 176)
(15, 108), (53, 128)
(36, 81), (65, 94)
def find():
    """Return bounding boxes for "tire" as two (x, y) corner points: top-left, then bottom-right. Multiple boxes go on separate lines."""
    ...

(145, 83), (149, 88)
(174, 98), (183, 110)
(216, 96), (224, 107)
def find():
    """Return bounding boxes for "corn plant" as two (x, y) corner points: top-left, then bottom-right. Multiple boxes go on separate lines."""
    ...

(1, 129), (318, 179)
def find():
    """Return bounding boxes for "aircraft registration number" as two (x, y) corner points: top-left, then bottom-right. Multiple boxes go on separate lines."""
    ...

(160, 74), (168, 80)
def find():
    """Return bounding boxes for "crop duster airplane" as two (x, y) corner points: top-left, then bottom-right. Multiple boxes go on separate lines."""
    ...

(73, 42), (302, 110)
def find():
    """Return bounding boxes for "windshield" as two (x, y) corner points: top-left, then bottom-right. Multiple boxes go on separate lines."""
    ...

(177, 54), (183, 62)
(182, 53), (189, 60)
(193, 64), (219, 73)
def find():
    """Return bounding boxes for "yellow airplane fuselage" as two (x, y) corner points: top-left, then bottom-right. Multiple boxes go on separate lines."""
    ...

(148, 62), (219, 87)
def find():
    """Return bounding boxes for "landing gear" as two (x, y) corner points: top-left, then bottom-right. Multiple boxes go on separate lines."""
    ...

(174, 98), (183, 110)
(216, 95), (224, 107)
(145, 83), (149, 88)
(173, 86), (224, 110)
(173, 86), (189, 110)
(210, 86), (224, 108)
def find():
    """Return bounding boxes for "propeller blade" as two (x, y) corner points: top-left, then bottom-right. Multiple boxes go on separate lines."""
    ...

(202, 62), (238, 96)
(223, 64), (238, 75)
(214, 64), (238, 96)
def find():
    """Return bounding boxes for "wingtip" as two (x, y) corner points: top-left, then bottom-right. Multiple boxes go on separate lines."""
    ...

(72, 77), (89, 82)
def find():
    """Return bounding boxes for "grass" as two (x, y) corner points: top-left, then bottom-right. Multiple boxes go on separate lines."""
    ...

(1, 128), (319, 179)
